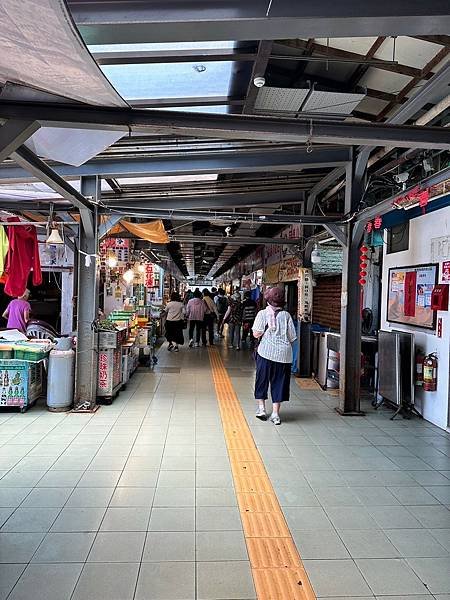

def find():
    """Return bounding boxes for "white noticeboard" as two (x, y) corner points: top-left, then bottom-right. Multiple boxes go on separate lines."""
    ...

(298, 268), (313, 322)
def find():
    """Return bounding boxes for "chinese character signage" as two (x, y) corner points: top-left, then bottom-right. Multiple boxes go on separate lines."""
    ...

(279, 257), (300, 282)
(298, 268), (313, 322)
(145, 264), (154, 287)
(442, 261), (450, 282)
(98, 352), (109, 390)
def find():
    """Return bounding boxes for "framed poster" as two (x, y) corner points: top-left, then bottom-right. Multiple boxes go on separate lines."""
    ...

(387, 264), (438, 329)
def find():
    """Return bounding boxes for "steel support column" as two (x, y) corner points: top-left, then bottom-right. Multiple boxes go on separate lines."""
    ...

(74, 176), (99, 410)
(337, 160), (367, 416)
(61, 247), (76, 335)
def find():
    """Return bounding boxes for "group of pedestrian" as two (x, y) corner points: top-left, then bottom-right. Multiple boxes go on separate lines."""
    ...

(162, 287), (221, 350)
(163, 286), (260, 351)
(185, 288), (219, 347)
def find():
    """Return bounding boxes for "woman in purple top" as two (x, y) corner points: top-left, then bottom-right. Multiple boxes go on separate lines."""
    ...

(186, 289), (207, 347)
(2, 289), (31, 333)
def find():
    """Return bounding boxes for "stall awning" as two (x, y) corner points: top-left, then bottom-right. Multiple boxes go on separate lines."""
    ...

(109, 220), (169, 244)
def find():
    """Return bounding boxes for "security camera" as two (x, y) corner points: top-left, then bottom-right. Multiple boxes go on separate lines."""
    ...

(422, 158), (434, 173)
(393, 172), (410, 184)
(253, 76), (265, 88)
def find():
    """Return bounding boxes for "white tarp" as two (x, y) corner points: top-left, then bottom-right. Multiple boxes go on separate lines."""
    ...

(25, 127), (125, 166)
(0, 0), (126, 107)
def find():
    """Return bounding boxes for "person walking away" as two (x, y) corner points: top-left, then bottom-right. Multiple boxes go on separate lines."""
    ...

(163, 291), (185, 352)
(223, 292), (244, 350)
(241, 291), (258, 348)
(186, 289), (206, 347)
(214, 288), (228, 337)
(183, 289), (194, 304)
(252, 287), (297, 425)
(2, 289), (31, 333)
(202, 289), (219, 346)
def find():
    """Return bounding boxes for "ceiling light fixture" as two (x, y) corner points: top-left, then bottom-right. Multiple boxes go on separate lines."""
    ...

(311, 243), (321, 264)
(107, 252), (117, 268)
(123, 269), (135, 284)
(46, 226), (64, 245)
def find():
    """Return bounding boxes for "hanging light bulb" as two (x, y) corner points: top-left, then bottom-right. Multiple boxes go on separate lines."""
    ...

(123, 269), (135, 284)
(137, 262), (145, 273)
(310, 243), (321, 264)
(46, 225), (64, 244)
(107, 252), (117, 268)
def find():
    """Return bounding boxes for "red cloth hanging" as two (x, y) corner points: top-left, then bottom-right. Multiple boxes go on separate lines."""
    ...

(4, 217), (42, 297)
(404, 270), (417, 317)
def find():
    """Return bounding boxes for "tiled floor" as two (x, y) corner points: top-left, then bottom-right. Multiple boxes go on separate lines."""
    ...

(0, 340), (449, 599)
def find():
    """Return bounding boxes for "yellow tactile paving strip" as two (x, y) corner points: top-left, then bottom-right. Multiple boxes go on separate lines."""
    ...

(208, 347), (317, 600)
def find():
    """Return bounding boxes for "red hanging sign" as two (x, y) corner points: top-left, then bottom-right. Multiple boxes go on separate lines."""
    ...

(145, 263), (154, 287)
(404, 270), (417, 317)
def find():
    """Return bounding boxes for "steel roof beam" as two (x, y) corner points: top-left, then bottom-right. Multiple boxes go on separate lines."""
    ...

(68, 1), (450, 43)
(99, 208), (338, 226)
(129, 96), (244, 108)
(243, 41), (273, 114)
(102, 189), (305, 210)
(11, 146), (94, 237)
(0, 146), (352, 183)
(0, 102), (448, 149)
(0, 120), (40, 163)
(170, 235), (303, 246)
(92, 49), (257, 65)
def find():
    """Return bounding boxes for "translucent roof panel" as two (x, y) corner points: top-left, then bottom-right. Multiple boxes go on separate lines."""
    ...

(89, 41), (236, 53)
(0, 180), (112, 202)
(101, 61), (234, 100)
(117, 174), (218, 186)
(147, 105), (229, 114)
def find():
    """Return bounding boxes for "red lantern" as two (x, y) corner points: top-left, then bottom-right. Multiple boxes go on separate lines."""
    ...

(360, 245), (368, 253)
(360, 261), (368, 269)
(359, 278), (366, 285)
(418, 189), (429, 214)
(360, 270), (367, 277)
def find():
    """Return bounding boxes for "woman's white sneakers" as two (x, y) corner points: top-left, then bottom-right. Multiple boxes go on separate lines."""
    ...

(256, 408), (267, 421)
(255, 409), (281, 425)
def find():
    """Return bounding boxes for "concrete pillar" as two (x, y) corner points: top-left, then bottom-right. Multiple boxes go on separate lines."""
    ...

(73, 176), (99, 410)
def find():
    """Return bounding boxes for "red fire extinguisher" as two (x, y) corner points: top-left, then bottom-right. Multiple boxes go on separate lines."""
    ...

(423, 353), (438, 392)
(415, 349), (425, 386)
